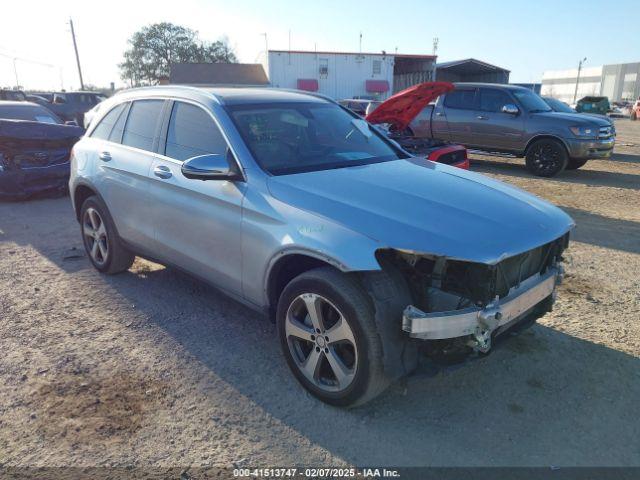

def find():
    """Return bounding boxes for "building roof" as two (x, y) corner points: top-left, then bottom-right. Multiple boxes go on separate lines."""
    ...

(169, 63), (270, 87)
(437, 58), (510, 74)
(269, 49), (436, 59)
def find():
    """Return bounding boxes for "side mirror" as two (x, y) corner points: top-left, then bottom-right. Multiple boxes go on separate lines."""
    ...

(54, 97), (66, 104)
(501, 104), (519, 115)
(181, 153), (239, 181)
(65, 120), (78, 126)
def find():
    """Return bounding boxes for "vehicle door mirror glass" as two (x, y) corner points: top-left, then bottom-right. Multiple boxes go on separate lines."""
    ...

(181, 153), (237, 181)
(502, 104), (519, 115)
(54, 96), (66, 104)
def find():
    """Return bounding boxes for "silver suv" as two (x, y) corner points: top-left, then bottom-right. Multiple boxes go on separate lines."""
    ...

(70, 86), (573, 406)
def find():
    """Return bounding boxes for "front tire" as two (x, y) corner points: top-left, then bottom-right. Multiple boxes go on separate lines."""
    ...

(80, 196), (135, 274)
(276, 267), (390, 407)
(525, 138), (568, 177)
(566, 158), (589, 170)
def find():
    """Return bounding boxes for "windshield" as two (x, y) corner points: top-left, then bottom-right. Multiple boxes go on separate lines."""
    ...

(543, 97), (575, 113)
(512, 90), (552, 113)
(227, 102), (405, 175)
(0, 104), (61, 124)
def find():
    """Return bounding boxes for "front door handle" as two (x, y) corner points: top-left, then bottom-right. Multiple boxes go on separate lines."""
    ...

(153, 165), (172, 179)
(435, 111), (444, 117)
(98, 151), (112, 162)
(476, 115), (488, 120)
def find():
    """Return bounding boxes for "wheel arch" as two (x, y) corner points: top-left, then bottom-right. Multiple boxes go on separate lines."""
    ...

(72, 182), (99, 222)
(265, 250), (345, 318)
(524, 134), (570, 157)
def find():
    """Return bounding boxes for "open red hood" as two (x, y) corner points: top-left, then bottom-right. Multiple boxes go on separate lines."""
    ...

(365, 81), (454, 130)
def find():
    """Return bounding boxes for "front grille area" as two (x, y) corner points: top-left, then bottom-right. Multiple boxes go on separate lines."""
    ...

(435, 150), (465, 165)
(598, 126), (615, 139)
(441, 232), (569, 305)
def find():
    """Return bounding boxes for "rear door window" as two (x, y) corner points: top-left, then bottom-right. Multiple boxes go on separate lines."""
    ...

(443, 89), (477, 110)
(478, 88), (513, 112)
(122, 100), (164, 152)
(90, 103), (127, 140)
(164, 102), (228, 161)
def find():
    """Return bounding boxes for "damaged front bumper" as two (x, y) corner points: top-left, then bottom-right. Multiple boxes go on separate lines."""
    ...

(402, 265), (563, 353)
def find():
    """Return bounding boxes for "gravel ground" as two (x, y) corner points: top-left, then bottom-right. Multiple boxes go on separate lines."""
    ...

(1, 119), (639, 469)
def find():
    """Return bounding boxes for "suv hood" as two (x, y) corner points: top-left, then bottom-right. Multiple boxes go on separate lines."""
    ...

(268, 159), (573, 265)
(365, 82), (454, 130)
(534, 111), (611, 127)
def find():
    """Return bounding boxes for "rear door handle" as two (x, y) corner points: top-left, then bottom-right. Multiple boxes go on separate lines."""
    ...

(476, 115), (488, 120)
(435, 111), (444, 117)
(98, 151), (112, 161)
(153, 165), (172, 179)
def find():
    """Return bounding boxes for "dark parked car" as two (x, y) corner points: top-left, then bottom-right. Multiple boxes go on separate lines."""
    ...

(410, 83), (615, 177)
(0, 89), (26, 101)
(0, 101), (84, 199)
(47, 91), (106, 125)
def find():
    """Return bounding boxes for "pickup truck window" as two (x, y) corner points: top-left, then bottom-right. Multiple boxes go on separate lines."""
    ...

(443, 89), (477, 110)
(512, 90), (552, 113)
(478, 89), (513, 112)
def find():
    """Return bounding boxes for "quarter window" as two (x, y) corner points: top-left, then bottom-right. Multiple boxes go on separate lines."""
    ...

(478, 89), (513, 112)
(122, 100), (164, 151)
(443, 89), (477, 110)
(165, 102), (228, 161)
(108, 103), (129, 143)
(91, 103), (127, 140)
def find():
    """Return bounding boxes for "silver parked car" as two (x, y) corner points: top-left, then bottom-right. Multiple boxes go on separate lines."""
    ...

(70, 86), (573, 406)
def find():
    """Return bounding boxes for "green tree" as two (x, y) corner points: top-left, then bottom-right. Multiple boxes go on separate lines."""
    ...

(119, 22), (237, 86)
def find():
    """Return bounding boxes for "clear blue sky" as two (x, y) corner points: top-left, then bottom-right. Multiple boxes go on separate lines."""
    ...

(1, 0), (638, 89)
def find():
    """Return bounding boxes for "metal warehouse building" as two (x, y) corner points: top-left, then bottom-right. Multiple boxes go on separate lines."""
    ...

(266, 50), (436, 100)
(542, 61), (640, 103)
(435, 58), (510, 84)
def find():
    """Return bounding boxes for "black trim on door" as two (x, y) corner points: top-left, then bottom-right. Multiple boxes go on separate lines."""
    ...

(154, 100), (173, 155)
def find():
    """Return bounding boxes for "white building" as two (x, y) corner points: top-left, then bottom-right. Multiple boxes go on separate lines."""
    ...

(541, 62), (640, 103)
(266, 50), (436, 101)
(541, 66), (603, 103)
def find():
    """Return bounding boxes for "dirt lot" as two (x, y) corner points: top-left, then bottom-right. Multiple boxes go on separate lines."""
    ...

(1, 120), (639, 469)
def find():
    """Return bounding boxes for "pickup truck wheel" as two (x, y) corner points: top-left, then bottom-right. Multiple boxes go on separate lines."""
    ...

(80, 196), (135, 274)
(566, 158), (589, 170)
(525, 139), (568, 177)
(277, 267), (390, 407)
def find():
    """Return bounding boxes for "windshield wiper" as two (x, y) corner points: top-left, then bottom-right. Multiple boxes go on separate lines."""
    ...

(529, 109), (552, 113)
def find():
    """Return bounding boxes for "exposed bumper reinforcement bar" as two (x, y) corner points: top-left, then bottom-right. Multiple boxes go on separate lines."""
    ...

(402, 267), (561, 351)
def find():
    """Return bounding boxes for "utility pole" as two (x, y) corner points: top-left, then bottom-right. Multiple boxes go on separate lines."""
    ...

(12, 57), (19, 87)
(573, 57), (587, 104)
(69, 18), (85, 90)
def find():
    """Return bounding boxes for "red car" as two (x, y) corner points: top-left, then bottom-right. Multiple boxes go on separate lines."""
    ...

(365, 82), (470, 169)
(631, 98), (640, 121)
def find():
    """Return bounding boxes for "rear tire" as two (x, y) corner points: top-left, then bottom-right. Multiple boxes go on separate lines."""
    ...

(525, 138), (568, 177)
(276, 267), (390, 407)
(80, 196), (135, 274)
(566, 158), (589, 170)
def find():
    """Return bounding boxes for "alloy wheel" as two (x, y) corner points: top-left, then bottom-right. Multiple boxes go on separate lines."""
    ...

(531, 143), (562, 175)
(83, 207), (109, 266)
(285, 293), (358, 392)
